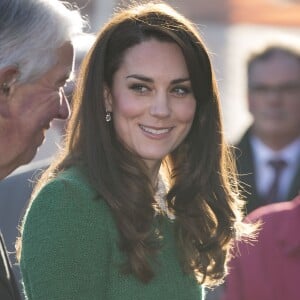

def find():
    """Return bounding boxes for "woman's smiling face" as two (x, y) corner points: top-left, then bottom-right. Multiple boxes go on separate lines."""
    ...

(106, 39), (196, 171)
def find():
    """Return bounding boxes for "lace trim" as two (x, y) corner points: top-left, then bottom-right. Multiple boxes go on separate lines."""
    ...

(154, 174), (175, 220)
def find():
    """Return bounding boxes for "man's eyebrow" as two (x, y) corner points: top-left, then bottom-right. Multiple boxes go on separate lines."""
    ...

(126, 74), (190, 84)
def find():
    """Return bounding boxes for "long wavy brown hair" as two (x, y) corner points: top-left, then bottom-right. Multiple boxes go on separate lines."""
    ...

(19, 1), (254, 287)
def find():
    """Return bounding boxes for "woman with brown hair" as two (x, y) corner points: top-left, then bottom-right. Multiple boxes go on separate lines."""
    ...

(18, 2), (253, 299)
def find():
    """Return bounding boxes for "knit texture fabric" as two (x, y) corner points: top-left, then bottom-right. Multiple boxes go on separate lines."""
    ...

(20, 167), (203, 300)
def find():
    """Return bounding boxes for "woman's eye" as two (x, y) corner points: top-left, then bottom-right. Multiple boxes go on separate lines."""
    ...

(129, 84), (149, 94)
(172, 86), (191, 97)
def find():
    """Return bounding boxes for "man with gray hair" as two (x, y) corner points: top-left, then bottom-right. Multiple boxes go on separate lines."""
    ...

(0, 0), (86, 298)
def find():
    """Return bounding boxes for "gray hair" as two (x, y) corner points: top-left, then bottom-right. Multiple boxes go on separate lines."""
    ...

(0, 0), (88, 83)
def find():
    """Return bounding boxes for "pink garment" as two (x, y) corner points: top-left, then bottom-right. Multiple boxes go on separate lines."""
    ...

(223, 195), (300, 300)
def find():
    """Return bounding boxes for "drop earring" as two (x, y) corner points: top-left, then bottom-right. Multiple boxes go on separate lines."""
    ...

(105, 111), (112, 122)
(1, 82), (10, 96)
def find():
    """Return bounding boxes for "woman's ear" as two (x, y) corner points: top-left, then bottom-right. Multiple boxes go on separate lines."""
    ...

(0, 65), (19, 97)
(104, 86), (113, 111)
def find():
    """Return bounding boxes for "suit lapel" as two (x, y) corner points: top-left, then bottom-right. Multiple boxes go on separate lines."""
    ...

(288, 166), (300, 200)
(0, 233), (20, 300)
(235, 128), (263, 212)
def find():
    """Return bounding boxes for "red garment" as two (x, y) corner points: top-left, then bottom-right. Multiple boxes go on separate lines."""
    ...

(223, 195), (300, 300)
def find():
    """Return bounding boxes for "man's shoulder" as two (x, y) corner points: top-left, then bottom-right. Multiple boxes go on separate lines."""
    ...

(234, 128), (252, 151)
(0, 159), (50, 203)
(0, 159), (50, 189)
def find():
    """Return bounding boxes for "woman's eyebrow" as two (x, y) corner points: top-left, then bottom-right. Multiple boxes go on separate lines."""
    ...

(126, 74), (190, 84)
(171, 78), (190, 84)
(126, 74), (153, 82)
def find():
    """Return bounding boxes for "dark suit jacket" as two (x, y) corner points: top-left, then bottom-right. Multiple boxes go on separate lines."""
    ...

(0, 232), (21, 300)
(235, 128), (300, 213)
(0, 159), (50, 300)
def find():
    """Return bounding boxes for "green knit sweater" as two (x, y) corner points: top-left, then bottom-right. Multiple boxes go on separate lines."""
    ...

(20, 167), (203, 300)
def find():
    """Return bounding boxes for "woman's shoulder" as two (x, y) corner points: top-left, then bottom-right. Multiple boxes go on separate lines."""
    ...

(51, 165), (95, 195)
(24, 166), (113, 228)
(34, 166), (96, 202)
(29, 167), (88, 205)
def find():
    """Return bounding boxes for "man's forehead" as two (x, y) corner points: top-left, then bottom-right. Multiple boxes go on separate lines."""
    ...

(250, 58), (300, 81)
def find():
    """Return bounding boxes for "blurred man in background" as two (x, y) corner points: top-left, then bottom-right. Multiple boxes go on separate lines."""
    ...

(235, 45), (300, 213)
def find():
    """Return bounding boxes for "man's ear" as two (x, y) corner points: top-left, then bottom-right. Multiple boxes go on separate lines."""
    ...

(0, 65), (19, 96)
(104, 86), (113, 111)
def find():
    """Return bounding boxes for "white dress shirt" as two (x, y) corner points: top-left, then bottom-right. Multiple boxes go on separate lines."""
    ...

(250, 136), (300, 202)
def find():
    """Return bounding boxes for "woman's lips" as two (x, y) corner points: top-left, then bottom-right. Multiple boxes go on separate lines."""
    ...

(139, 124), (173, 135)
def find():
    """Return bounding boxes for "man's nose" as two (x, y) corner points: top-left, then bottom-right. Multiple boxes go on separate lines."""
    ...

(56, 88), (71, 120)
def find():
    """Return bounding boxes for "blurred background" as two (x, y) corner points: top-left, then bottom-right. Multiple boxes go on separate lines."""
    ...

(1, 0), (300, 299)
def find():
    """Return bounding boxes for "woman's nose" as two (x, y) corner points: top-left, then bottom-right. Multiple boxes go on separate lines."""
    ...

(149, 92), (171, 118)
(56, 88), (70, 120)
